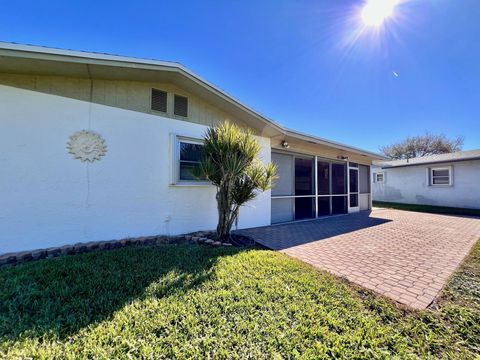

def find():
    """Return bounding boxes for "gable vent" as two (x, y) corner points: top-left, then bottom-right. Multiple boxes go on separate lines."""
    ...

(151, 89), (167, 112)
(174, 95), (188, 117)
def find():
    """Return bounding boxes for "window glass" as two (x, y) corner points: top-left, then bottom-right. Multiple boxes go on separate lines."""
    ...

(295, 197), (315, 220)
(317, 161), (330, 195)
(179, 141), (205, 181)
(376, 173), (384, 182)
(350, 194), (358, 207)
(332, 196), (347, 214)
(432, 169), (449, 177)
(349, 168), (358, 193)
(317, 197), (330, 216)
(180, 142), (203, 162)
(332, 163), (347, 194)
(271, 198), (294, 224)
(432, 177), (449, 185)
(295, 158), (314, 195)
(431, 168), (450, 185)
(272, 153), (294, 196)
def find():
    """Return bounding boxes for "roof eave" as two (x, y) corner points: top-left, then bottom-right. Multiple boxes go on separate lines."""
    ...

(285, 129), (386, 160)
(0, 42), (285, 136)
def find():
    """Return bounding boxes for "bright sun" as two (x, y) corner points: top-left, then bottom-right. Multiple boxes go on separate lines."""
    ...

(362, 0), (397, 26)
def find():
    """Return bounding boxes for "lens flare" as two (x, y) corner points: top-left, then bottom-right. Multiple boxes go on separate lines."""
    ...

(362, 0), (397, 26)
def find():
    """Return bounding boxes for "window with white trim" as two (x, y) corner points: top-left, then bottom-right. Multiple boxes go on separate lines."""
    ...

(176, 137), (205, 182)
(374, 172), (384, 183)
(430, 167), (452, 186)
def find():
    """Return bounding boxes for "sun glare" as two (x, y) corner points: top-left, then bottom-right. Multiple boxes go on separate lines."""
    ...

(362, 0), (396, 26)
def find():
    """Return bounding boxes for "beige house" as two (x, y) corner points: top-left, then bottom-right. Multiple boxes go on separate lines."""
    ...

(0, 42), (384, 254)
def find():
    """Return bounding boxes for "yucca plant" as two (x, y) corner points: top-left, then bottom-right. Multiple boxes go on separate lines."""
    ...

(194, 122), (277, 242)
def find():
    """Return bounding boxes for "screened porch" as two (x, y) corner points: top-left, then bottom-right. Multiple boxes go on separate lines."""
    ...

(271, 151), (371, 224)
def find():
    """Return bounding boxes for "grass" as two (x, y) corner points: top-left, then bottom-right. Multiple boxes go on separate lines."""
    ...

(0, 243), (479, 359)
(373, 201), (480, 217)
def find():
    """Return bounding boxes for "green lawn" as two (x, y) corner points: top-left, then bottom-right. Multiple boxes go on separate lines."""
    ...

(373, 201), (480, 217)
(1, 243), (479, 359)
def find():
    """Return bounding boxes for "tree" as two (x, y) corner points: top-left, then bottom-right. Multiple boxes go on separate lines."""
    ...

(380, 133), (464, 160)
(195, 122), (277, 242)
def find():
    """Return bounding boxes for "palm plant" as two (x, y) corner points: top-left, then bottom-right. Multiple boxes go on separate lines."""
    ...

(194, 122), (277, 242)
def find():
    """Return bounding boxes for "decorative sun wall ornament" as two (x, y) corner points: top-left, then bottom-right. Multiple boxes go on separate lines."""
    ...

(67, 130), (107, 162)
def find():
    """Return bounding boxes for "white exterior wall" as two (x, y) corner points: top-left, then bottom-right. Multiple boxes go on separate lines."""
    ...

(372, 161), (480, 209)
(0, 85), (271, 254)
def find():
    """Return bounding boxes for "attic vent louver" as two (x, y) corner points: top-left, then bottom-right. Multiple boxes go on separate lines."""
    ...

(151, 89), (167, 112)
(174, 95), (188, 117)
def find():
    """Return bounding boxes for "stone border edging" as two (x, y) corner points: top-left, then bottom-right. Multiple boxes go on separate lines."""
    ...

(0, 233), (233, 267)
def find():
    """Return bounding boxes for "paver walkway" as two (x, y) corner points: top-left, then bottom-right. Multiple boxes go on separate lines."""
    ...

(238, 209), (480, 309)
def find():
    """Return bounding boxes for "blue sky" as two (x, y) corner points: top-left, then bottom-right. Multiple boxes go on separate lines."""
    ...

(1, 0), (479, 152)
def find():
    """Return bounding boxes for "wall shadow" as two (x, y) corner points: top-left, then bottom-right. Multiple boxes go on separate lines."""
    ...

(236, 211), (392, 250)
(0, 244), (242, 342)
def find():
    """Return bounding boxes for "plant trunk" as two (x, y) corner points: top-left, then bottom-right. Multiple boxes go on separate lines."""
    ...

(216, 182), (238, 242)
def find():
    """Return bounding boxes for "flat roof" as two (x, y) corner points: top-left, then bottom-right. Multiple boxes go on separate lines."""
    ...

(0, 41), (385, 160)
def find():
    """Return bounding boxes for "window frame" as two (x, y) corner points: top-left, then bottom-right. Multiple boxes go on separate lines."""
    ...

(170, 135), (211, 186)
(374, 172), (385, 183)
(429, 166), (453, 187)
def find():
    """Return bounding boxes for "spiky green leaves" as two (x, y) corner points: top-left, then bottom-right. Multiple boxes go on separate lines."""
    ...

(194, 122), (277, 241)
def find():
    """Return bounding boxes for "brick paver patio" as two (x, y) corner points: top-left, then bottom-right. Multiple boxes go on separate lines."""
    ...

(238, 209), (480, 309)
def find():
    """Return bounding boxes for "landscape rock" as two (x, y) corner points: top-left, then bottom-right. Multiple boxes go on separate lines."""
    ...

(0, 229), (248, 268)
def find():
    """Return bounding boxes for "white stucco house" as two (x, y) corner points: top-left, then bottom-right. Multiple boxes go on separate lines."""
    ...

(372, 150), (480, 209)
(0, 42), (384, 255)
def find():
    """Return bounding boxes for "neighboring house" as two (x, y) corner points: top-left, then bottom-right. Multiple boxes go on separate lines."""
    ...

(0, 42), (383, 255)
(372, 150), (480, 209)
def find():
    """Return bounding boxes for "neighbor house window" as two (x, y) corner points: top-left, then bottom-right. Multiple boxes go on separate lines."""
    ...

(174, 95), (188, 117)
(375, 172), (384, 183)
(151, 89), (167, 112)
(430, 167), (452, 186)
(177, 138), (206, 182)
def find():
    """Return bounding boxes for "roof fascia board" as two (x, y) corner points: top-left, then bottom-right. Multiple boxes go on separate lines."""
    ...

(285, 129), (386, 159)
(0, 42), (181, 68)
